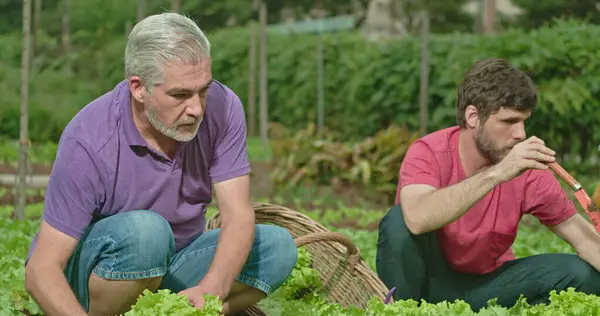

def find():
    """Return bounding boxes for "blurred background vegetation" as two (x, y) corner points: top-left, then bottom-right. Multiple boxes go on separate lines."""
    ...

(1, 0), (600, 209)
(2, 1), (600, 314)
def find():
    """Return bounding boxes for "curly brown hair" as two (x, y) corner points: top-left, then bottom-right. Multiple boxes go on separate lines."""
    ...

(455, 58), (538, 128)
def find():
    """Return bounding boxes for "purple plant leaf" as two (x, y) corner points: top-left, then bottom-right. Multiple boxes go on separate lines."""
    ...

(384, 287), (396, 304)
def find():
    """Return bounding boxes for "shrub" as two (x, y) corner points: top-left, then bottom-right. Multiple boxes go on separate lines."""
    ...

(3, 19), (600, 162)
(270, 122), (420, 203)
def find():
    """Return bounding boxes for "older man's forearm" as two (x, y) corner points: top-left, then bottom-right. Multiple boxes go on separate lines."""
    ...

(202, 209), (255, 295)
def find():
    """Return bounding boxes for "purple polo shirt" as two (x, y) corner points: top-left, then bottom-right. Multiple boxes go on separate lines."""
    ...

(26, 79), (250, 261)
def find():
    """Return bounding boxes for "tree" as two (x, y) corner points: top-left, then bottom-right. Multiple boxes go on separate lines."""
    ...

(509, 0), (600, 30)
(398, 0), (473, 34)
(16, 0), (32, 221)
(61, 0), (69, 53)
(258, 0), (268, 150)
(172, 0), (180, 12)
(137, 0), (144, 22)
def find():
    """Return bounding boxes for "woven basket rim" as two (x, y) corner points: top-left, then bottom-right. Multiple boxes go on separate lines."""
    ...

(204, 201), (391, 311)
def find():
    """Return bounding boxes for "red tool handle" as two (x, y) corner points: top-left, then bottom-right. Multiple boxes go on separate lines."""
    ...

(548, 162), (580, 191)
(548, 161), (600, 233)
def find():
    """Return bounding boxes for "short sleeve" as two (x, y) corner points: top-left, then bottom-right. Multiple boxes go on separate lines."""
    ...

(523, 169), (577, 226)
(42, 137), (105, 239)
(395, 141), (442, 204)
(208, 92), (251, 183)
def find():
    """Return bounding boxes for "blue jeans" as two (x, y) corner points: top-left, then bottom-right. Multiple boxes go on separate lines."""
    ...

(64, 210), (298, 311)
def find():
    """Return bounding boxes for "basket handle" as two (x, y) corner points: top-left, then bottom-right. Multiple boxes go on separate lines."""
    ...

(294, 231), (362, 294)
(294, 231), (361, 270)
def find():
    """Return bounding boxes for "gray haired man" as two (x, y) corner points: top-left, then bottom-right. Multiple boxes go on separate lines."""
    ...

(24, 12), (297, 316)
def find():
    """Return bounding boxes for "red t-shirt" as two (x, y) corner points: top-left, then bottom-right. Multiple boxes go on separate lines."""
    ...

(396, 126), (577, 274)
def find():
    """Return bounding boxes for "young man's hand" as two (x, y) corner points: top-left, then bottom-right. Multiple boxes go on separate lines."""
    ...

(493, 136), (556, 182)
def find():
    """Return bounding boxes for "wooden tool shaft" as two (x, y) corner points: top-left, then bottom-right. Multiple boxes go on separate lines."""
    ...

(548, 162), (580, 191)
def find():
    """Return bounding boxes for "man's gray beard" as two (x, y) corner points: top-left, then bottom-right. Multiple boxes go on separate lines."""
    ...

(145, 104), (202, 142)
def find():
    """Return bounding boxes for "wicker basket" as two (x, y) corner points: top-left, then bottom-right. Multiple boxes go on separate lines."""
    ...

(204, 202), (391, 316)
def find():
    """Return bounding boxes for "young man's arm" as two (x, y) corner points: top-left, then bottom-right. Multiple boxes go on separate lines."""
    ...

(25, 137), (102, 315)
(549, 214), (600, 273)
(401, 136), (556, 235)
(525, 165), (600, 272)
(400, 167), (503, 235)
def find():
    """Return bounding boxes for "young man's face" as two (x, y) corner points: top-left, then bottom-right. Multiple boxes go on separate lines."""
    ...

(475, 107), (531, 164)
(143, 58), (213, 142)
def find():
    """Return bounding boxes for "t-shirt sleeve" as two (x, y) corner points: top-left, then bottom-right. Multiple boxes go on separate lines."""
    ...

(523, 169), (577, 226)
(396, 140), (442, 204)
(209, 92), (251, 183)
(42, 137), (105, 240)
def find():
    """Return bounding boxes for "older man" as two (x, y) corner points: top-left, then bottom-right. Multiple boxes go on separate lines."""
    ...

(376, 58), (600, 311)
(24, 12), (297, 316)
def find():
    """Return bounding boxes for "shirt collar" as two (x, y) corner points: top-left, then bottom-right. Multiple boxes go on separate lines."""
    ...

(117, 80), (152, 148)
(116, 80), (187, 158)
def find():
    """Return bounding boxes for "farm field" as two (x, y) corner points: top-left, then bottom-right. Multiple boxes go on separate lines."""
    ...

(3, 200), (600, 315)
(3, 1), (600, 313)
(2, 135), (600, 314)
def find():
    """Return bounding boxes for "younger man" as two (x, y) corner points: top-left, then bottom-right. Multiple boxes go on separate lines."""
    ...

(377, 58), (600, 310)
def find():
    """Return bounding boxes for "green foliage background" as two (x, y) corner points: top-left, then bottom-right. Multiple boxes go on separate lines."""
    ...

(208, 19), (600, 163)
(1, 18), (599, 167)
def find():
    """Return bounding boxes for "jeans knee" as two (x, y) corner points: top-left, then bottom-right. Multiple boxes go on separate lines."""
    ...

(117, 210), (174, 253)
(256, 225), (298, 288)
(91, 210), (175, 279)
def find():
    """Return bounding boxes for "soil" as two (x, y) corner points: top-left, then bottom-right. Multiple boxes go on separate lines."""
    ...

(0, 185), (46, 206)
(0, 161), (388, 209)
(0, 161), (390, 233)
(330, 218), (380, 231)
(248, 161), (274, 199)
(0, 162), (556, 232)
(0, 163), (53, 175)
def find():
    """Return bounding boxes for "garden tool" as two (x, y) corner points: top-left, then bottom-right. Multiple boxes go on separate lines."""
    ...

(384, 287), (396, 304)
(548, 162), (600, 233)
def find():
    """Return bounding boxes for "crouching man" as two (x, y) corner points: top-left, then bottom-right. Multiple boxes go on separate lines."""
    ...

(24, 12), (297, 316)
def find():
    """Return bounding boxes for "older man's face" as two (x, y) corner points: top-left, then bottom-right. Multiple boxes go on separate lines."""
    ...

(143, 58), (213, 142)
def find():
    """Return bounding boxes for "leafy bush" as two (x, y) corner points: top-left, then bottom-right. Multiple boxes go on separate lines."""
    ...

(1, 204), (598, 315)
(0, 140), (57, 165)
(270, 122), (420, 202)
(208, 19), (600, 161)
(3, 18), (600, 162)
(266, 236), (600, 315)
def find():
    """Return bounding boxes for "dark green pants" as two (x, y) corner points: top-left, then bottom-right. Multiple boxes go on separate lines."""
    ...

(376, 205), (600, 311)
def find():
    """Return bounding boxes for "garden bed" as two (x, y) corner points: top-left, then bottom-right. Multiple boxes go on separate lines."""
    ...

(0, 185), (45, 207)
(0, 163), (53, 175)
(0, 161), (391, 211)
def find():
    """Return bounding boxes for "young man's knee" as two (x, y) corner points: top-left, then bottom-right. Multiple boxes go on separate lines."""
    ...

(559, 255), (600, 292)
(378, 204), (413, 244)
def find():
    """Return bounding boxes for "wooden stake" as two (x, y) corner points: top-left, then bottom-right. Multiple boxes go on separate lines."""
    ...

(259, 0), (268, 149)
(248, 21), (256, 136)
(16, 0), (32, 221)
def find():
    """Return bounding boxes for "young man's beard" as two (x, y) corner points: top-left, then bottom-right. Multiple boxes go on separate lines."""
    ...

(474, 126), (511, 165)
